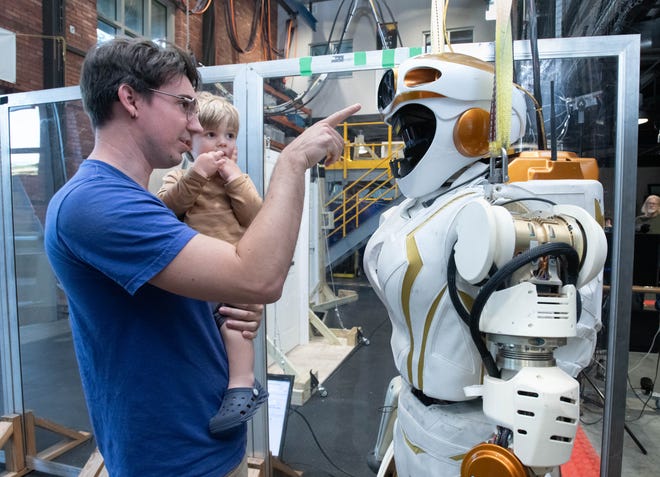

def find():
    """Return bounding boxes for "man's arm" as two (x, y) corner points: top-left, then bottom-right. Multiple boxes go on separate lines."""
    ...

(150, 103), (361, 304)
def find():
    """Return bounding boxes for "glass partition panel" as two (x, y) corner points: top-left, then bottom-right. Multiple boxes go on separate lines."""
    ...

(514, 55), (619, 209)
(224, 35), (639, 477)
(4, 96), (95, 474)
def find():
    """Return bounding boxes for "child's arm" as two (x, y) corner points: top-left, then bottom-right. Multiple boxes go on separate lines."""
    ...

(218, 154), (263, 227)
(216, 157), (243, 184)
(156, 168), (208, 218)
(225, 175), (263, 227)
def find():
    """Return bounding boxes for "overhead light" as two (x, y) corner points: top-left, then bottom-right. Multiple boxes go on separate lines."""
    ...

(639, 117), (649, 125)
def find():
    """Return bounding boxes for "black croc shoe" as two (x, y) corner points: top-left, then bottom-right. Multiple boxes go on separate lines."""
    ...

(209, 379), (269, 436)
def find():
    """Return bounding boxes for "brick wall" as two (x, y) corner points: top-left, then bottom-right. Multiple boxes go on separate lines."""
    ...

(0, 0), (44, 93)
(64, 0), (99, 87)
(212, 0), (280, 65)
(0, 0), (279, 94)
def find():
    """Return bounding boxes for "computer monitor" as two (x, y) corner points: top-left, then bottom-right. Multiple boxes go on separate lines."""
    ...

(632, 233), (660, 286)
(603, 232), (660, 286)
(267, 374), (295, 458)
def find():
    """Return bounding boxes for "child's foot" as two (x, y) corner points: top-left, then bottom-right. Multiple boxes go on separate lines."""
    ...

(209, 379), (269, 436)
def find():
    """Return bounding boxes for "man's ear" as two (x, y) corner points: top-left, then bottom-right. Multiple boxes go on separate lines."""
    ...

(117, 84), (139, 119)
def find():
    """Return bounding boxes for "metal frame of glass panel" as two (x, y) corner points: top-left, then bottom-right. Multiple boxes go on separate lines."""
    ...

(0, 34), (640, 476)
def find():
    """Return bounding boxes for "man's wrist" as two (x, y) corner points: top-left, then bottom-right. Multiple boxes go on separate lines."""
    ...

(278, 149), (309, 174)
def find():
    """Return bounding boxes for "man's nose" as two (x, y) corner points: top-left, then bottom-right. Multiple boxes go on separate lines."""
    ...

(187, 114), (203, 132)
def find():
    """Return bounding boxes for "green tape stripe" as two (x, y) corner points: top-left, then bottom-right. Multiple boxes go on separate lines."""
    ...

(382, 49), (395, 68)
(300, 47), (423, 75)
(299, 57), (312, 76)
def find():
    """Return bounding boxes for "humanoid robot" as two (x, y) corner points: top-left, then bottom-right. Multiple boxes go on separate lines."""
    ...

(364, 53), (607, 477)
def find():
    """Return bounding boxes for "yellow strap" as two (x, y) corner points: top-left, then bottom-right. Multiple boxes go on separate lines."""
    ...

(489, 0), (514, 157)
(430, 0), (445, 54)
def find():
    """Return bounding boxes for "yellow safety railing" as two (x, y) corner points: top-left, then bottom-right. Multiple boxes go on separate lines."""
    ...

(324, 121), (403, 241)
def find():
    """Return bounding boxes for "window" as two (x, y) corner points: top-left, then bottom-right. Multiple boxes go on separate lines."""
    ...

(10, 106), (41, 175)
(423, 28), (474, 52)
(97, 0), (174, 44)
(448, 28), (474, 44)
(309, 39), (353, 57)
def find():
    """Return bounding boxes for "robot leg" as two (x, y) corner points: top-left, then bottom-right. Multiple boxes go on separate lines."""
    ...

(368, 376), (402, 473)
(392, 383), (494, 477)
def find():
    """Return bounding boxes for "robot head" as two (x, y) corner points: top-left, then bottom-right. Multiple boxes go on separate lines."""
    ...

(377, 53), (527, 198)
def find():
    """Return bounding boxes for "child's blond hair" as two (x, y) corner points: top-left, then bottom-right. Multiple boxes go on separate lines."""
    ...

(197, 91), (240, 132)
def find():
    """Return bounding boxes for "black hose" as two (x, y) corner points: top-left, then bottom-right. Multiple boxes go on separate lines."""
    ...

(527, 0), (546, 150)
(224, 0), (262, 54)
(468, 242), (581, 378)
(447, 248), (472, 327)
(324, 0), (349, 55)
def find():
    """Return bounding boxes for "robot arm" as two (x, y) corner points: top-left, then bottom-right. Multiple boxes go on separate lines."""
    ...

(452, 199), (606, 289)
(450, 197), (607, 473)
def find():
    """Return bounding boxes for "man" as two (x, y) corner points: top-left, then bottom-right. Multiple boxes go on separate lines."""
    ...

(44, 37), (360, 477)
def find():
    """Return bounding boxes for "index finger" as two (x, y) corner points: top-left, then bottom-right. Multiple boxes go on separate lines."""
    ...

(318, 103), (362, 127)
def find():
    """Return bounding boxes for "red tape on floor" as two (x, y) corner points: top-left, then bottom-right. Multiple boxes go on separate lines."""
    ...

(560, 426), (600, 477)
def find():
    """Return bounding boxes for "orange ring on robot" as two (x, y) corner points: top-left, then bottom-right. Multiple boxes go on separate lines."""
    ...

(453, 107), (491, 158)
(460, 442), (527, 477)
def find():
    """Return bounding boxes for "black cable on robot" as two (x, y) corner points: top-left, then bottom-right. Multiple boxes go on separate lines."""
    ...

(467, 242), (580, 379)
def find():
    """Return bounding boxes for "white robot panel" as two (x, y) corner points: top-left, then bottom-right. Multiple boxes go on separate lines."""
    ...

(365, 179), (487, 402)
(392, 384), (495, 477)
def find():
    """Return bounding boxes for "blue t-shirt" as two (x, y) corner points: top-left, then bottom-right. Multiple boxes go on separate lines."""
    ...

(44, 160), (246, 476)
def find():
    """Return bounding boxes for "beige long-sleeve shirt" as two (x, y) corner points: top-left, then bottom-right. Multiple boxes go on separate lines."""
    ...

(157, 168), (263, 245)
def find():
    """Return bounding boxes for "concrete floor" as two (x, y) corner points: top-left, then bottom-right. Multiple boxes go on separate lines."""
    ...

(579, 348), (660, 476)
(6, 277), (660, 476)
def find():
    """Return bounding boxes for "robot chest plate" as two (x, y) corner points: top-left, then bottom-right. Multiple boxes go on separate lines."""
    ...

(373, 195), (473, 289)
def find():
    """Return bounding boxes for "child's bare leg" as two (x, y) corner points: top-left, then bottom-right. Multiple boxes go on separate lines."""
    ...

(209, 305), (268, 436)
(220, 325), (255, 389)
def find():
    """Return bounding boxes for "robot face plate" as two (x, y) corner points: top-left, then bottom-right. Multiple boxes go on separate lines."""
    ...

(378, 53), (527, 199)
(389, 104), (436, 180)
(377, 69), (397, 111)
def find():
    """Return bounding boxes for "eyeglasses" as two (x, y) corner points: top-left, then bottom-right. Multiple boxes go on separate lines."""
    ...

(147, 88), (198, 120)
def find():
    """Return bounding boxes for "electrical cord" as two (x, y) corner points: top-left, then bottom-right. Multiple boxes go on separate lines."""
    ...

(261, 0), (278, 60)
(447, 248), (473, 327)
(579, 333), (660, 428)
(421, 168), (489, 208)
(628, 327), (660, 374)
(266, 0), (403, 116)
(626, 342), (660, 422)
(263, 0), (352, 116)
(579, 406), (604, 426)
(278, 298), (390, 475)
(525, 0), (546, 150)
(288, 407), (360, 477)
(495, 196), (557, 207)
(309, 319), (379, 388)
(224, 0), (262, 54)
(376, 0), (403, 47)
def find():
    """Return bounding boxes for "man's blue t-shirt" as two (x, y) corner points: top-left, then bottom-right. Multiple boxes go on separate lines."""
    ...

(44, 160), (246, 476)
